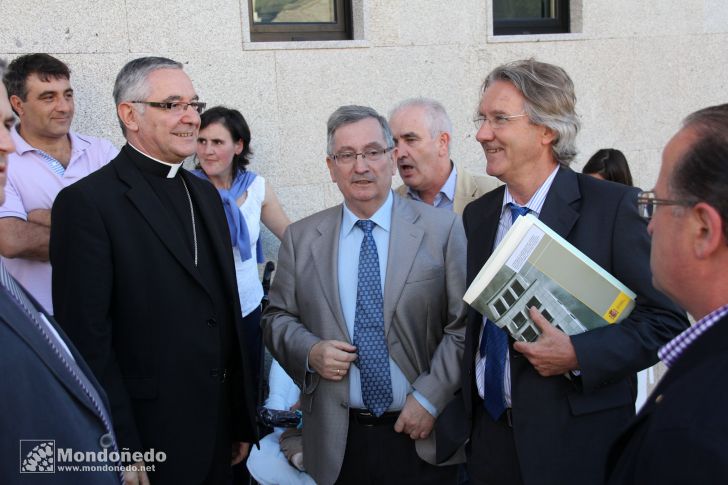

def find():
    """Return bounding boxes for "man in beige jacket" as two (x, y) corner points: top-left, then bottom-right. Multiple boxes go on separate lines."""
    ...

(390, 97), (499, 214)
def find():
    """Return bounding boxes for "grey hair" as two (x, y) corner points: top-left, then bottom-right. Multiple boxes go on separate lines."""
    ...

(0, 58), (5, 77)
(112, 57), (183, 134)
(389, 97), (453, 139)
(670, 104), (728, 241)
(482, 59), (580, 166)
(326, 105), (394, 155)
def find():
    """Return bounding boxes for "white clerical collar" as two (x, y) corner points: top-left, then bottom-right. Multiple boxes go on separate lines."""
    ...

(128, 143), (183, 178)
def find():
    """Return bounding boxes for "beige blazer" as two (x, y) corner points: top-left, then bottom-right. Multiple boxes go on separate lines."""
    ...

(395, 162), (500, 214)
(262, 195), (467, 485)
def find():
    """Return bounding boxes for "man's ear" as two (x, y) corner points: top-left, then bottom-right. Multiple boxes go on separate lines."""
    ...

(541, 126), (556, 146)
(9, 95), (24, 116)
(326, 156), (337, 183)
(117, 102), (139, 133)
(438, 131), (451, 157)
(692, 202), (725, 259)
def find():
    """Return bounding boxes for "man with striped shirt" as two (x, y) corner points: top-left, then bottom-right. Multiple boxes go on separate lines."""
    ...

(607, 104), (728, 483)
(461, 59), (688, 485)
(0, 54), (117, 313)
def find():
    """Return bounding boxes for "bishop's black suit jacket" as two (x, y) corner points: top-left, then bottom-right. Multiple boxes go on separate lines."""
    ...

(50, 145), (257, 483)
(461, 167), (688, 485)
(606, 314), (728, 484)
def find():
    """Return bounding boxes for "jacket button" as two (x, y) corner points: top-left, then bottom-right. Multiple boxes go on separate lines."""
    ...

(207, 318), (217, 328)
(655, 394), (663, 404)
(99, 433), (114, 449)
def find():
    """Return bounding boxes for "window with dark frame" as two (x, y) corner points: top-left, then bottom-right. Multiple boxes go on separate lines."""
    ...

(249, 0), (352, 42)
(493, 0), (570, 36)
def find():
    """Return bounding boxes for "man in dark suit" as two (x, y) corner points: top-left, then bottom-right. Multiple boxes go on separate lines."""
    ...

(0, 59), (119, 485)
(461, 59), (689, 485)
(50, 57), (257, 485)
(606, 104), (728, 483)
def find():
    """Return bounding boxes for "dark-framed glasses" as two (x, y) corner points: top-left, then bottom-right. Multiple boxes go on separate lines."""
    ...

(473, 113), (528, 130)
(130, 101), (207, 114)
(636, 191), (696, 220)
(331, 146), (393, 165)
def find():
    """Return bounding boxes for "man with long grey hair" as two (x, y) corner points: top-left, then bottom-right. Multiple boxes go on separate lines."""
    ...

(460, 59), (688, 485)
(50, 57), (257, 484)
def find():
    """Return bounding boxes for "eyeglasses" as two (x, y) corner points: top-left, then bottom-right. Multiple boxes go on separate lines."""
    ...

(130, 101), (207, 114)
(636, 191), (696, 220)
(330, 147), (394, 165)
(473, 113), (528, 130)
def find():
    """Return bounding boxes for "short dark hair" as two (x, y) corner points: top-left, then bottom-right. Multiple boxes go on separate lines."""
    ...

(3, 53), (70, 102)
(583, 148), (633, 186)
(197, 106), (253, 173)
(672, 103), (728, 242)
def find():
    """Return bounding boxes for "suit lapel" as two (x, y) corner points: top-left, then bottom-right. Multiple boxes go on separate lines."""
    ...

(538, 167), (581, 239)
(181, 170), (239, 301)
(311, 207), (350, 340)
(466, 187), (504, 282)
(0, 293), (100, 418)
(114, 148), (206, 290)
(383, 197), (424, 335)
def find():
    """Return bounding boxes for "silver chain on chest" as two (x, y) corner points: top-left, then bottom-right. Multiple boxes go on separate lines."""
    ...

(179, 177), (198, 267)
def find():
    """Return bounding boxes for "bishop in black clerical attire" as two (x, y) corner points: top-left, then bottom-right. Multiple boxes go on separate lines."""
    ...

(50, 57), (257, 485)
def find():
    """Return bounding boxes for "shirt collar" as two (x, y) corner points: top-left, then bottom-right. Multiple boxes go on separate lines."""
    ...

(342, 190), (394, 236)
(406, 162), (457, 205)
(658, 303), (728, 367)
(502, 165), (560, 217)
(128, 143), (182, 178)
(11, 124), (89, 158)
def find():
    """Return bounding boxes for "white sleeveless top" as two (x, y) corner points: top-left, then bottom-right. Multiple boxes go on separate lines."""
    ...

(233, 175), (265, 316)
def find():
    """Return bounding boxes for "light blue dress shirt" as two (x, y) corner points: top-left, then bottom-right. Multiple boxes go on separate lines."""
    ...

(338, 191), (436, 415)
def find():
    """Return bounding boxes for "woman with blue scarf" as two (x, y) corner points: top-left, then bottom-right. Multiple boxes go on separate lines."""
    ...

(193, 106), (290, 392)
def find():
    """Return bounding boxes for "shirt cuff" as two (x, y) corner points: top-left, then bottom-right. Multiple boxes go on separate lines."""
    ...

(412, 391), (438, 417)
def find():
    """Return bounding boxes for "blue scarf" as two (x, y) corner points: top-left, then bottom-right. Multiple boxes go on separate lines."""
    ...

(192, 168), (261, 262)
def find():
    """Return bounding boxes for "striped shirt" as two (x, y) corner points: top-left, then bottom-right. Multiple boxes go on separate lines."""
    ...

(476, 165), (560, 405)
(658, 303), (728, 368)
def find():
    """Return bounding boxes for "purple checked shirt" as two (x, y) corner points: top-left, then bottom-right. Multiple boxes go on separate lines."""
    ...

(658, 303), (728, 367)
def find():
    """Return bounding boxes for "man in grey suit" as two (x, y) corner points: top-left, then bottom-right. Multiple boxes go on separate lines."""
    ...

(390, 97), (499, 214)
(263, 105), (467, 485)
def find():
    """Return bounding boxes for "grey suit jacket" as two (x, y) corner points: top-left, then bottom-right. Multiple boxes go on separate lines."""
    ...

(262, 194), (467, 485)
(395, 162), (500, 214)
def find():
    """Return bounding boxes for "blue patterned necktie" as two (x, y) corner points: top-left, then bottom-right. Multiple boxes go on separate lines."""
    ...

(0, 262), (123, 482)
(481, 203), (530, 420)
(353, 220), (393, 417)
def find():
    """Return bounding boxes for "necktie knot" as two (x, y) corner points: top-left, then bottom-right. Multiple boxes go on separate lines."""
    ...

(507, 203), (530, 223)
(356, 219), (375, 235)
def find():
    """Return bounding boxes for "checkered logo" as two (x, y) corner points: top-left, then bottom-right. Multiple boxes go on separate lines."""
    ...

(19, 440), (55, 473)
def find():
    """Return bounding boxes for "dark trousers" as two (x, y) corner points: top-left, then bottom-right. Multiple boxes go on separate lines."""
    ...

(241, 305), (263, 391)
(335, 411), (458, 485)
(466, 404), (523, 485)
